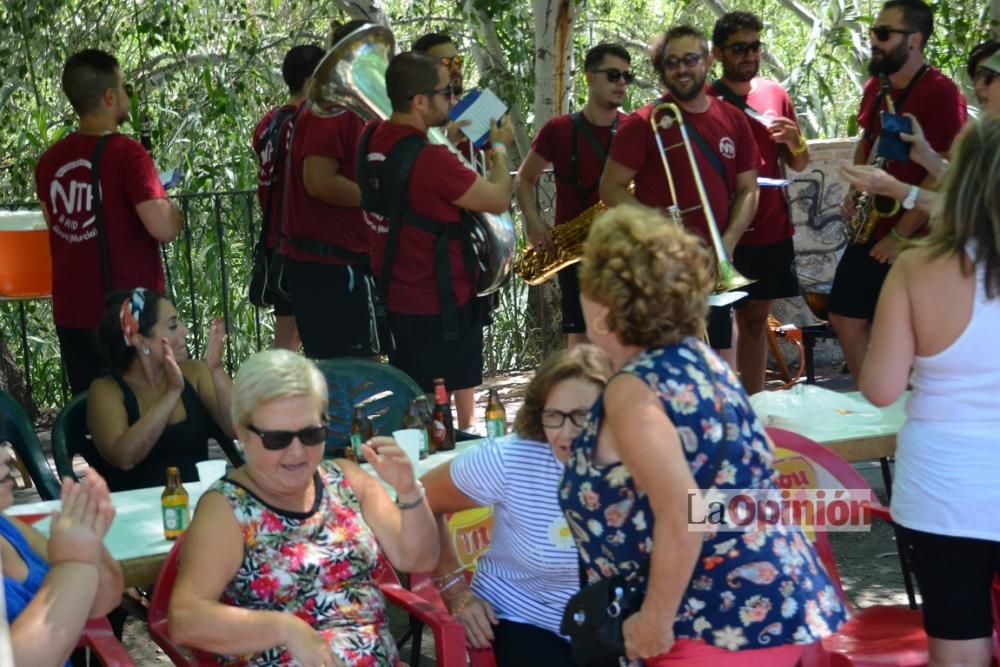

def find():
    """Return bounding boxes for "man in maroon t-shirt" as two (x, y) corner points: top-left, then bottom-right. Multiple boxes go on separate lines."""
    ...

(601, 25), (760, 360)
(829, 0), (966, 381)
(709, 11), (811, 394)
(35, 49), (182, 395)
(251, 44), (324, 352)
(516, 43), (632, 348)
(358, 52), (514, 429)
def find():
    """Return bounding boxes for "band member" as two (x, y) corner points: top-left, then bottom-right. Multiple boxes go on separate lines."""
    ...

(413, 32), (471, 145)
(600, 25), (759, 362)
(709, 11), (809, 395)
(357, 52), (514, 429)
(516, 43), (632, 348)
(829, 0), (966, 381)
(280, 20), (378, 360)
(35, 49), (182, 395)
(251, 44), (324, 352)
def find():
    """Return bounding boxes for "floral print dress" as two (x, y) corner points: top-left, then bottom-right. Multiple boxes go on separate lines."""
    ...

(211, 460), (398, 666)
(559, 339), (847, 652)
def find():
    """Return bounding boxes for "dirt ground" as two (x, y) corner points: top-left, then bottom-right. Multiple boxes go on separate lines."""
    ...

(13, 360), (914, 666)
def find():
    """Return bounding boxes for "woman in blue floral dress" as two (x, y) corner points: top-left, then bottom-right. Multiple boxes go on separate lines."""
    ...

(560, 205), (847, 666)
(168, 350), (439, 666)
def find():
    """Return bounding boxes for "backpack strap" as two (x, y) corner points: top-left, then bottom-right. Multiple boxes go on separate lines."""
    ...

(90, 135), (113, 295)
(254, 106), (297, 258)
(555, 112), (619, 210)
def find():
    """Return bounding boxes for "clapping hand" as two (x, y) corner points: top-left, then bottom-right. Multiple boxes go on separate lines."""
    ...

(163, 339), (185, 395)
(48, 471), (116, 566)
(360, 436), (418, 499)
(204, 317), (226, 371)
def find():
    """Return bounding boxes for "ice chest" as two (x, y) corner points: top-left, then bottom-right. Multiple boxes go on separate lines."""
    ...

(0, 210), (52, 297)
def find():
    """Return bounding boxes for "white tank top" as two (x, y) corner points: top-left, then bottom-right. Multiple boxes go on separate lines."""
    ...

(892, 246), (1000, 540)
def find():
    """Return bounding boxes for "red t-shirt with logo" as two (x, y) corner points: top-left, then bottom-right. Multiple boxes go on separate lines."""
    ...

(857, 66), (966, 241)
(252, 103), (297, 249)
(362, 121), (479, 315)
(280, 107), (369, 264)
(531, 111), (628, 226)
(609, 95), (759, 241)
(708, 78), (797, 245)
(35, 132), (166, 329)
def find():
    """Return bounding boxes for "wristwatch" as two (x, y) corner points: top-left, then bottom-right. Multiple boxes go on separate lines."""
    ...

(902, 185), (920, 210)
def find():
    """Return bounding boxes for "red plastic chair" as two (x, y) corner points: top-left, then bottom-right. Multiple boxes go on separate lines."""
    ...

(409, 570), (497, 667)
(147, 534), (467, 666)
(76, 617), (137, 666)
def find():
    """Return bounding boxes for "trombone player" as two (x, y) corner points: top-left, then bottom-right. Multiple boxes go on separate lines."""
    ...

(601, 25), (760, 362)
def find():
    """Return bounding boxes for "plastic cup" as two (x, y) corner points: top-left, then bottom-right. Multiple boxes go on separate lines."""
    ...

(392, 429), (423, 466)
(196, 459), (228, 491)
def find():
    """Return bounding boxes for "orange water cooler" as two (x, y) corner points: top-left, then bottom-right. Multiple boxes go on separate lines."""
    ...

(0, 210), (52, 298)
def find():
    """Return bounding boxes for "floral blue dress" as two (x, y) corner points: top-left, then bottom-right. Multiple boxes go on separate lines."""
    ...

(559, 339), (847, 651)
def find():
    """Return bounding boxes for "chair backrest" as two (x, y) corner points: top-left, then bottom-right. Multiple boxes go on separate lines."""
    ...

(314, 358), (424, 456)
(766, 426), (877, 612)
(0, 389), (60, 500)
(51, 391), (90, 481)
(77, 617), (137, 666)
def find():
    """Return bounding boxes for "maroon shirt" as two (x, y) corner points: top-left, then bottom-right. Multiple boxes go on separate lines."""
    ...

(363, 121), (478, 315)
(609, 95), (760, 241)
(35, 132), (166, 329)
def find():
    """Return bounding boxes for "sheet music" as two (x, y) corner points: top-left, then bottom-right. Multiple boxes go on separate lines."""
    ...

(454, 89), (508, 146)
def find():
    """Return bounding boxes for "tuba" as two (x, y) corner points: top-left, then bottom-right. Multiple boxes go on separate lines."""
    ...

(309, 23), (516, 296)
(650, 101), (753, 295)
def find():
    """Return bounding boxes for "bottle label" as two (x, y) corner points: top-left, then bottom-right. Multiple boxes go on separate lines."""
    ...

(350, 432), (362, 457)
(162, 504), (187, 532)
(486, 418), (505, 438)
(432, 419), (446, 444)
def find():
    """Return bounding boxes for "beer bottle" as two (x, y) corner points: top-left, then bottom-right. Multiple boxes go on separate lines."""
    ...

(348, 404), (368, 462)
(162, 466), (190, 541)
(416, 395), (436, 455)
(485, 388), (507, 438)
(431, 377), (456, 451)
(403, 398), (430, 459)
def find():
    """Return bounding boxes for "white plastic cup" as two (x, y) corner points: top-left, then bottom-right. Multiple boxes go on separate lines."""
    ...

(196, 459), (228, 491)
(392, 429), (423, 466)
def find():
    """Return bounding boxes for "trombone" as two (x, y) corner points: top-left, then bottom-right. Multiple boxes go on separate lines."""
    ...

(649, 101), (753, 295)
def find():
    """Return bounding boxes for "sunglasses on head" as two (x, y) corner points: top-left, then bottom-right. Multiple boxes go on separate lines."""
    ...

(247, 423), (327, 451)
(440, 55), (464, 68)
(593, 67), (635, 84)
(723, 40), (763, 56)
(869, 25), (915, 42)
(663, 53), (705, 71)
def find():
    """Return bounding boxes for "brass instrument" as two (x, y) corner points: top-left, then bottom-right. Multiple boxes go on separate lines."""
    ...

(309, 23), (517, 295)
(847, 75), (901, 245)
(514, 201), (607, 285)
(650, 101), (754, 294)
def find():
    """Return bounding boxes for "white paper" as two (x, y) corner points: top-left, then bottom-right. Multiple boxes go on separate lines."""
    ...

(758, 176), (792, 187)
(456, 89), (508, 145)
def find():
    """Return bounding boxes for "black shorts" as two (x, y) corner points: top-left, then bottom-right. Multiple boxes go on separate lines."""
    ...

(828, 242), (891, 320)
(388, 300), (483, 392)
(56, 326), (103, 396)
(733, 238), (799, 302)
(706, 305), (734, 349)
(899, 526), (1000, 640)
(556, 264), (585, 334)
(284, 259), (377, 359)
(265, 249), (294, 316)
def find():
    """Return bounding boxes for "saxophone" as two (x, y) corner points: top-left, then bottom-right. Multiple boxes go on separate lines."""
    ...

(514, 200), (606, 285)
(847, 75), (901, 245)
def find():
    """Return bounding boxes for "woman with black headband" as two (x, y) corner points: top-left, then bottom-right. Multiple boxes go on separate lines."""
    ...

(86, 288), (234, 491)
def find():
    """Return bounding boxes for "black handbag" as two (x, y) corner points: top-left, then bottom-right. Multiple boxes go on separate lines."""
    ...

(559, 565), (647, 667)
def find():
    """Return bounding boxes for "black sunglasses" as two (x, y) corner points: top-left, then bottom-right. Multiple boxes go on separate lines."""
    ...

(541, 409), (590, 429)
(247, 423), (327, 451)
(593, 67), (635, 84)
(869, 26), (915, 42)
(723, 40), (763, 56)
(663, 53), (705, 71)
(411, 84), (454, 100)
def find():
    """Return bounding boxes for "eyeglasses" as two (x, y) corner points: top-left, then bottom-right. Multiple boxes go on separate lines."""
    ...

(869, 26), (915, 42)
(247, 423), (327, 451)
(973, 67), (997, 86)
(541, 409), (590, 429)
(411, 84), (454, 100)
(662, 53), (705, 71)
(440, 55), (464, 68)
(593, 68), (635, 84)
(722, 40), (763, 56)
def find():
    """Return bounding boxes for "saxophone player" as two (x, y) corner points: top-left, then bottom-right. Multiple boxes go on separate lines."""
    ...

(516, 43), (632, 348)
(829, 0), (966, 381)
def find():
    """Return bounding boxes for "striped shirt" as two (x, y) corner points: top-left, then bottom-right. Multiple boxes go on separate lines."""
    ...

(450, 435), (579, 637)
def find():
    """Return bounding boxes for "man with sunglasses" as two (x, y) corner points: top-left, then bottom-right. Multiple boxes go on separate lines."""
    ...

(35, 49), (183, 395)
(515, 43), (632, 348)
(601, 25), (760, 361)
(828, 0), (966, 382)
(708, 11), (809, 395)
(413, 33), (473, 145)
(357, 52), (514, 431)
(280, 19), (380, 362)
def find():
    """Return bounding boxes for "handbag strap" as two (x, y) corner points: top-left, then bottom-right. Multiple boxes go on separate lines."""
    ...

(90, 134), (113, 294)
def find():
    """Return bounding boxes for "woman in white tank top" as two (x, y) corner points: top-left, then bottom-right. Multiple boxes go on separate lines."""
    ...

(859, 115), (1000, 667)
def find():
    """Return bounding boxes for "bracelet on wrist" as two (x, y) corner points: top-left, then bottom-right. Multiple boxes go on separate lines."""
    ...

(437, 575), (466, 594)
(431, 566), (467, 585)
(491, 142), (508, 156)
(889, 227), (908, 242)
(788, 134), (808, 156)
(395, 480), (426, 510)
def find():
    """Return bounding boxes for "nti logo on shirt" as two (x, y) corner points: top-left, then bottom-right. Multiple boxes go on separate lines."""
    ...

(48, 159), (100, 244)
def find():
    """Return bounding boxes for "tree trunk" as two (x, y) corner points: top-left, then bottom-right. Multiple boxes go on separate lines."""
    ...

(993, 0), (1000, 39)
(0, 336), (36, 421)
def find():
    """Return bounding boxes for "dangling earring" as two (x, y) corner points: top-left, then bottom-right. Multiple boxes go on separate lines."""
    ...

(142, 345), (151, 356)
(591, 317), (611, 336)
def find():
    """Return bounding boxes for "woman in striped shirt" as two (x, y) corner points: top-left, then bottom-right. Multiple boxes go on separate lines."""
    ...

(421, 345), (611, 665)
